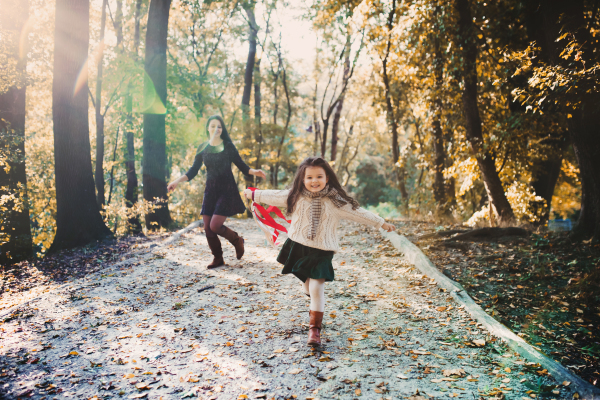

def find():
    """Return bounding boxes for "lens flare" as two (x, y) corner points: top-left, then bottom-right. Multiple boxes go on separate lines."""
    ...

(142, 71), (167, 114)
(18, 17), (34, 61)
(73, 40), (106, 97)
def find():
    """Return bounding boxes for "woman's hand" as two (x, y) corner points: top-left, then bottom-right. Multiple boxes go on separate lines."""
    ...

(167, 175), (188, 192)
(382, 222), (396, 232)
(250, 169), (267, 179)
(167, 181), (178, 192)
(244, 189), (253, 199)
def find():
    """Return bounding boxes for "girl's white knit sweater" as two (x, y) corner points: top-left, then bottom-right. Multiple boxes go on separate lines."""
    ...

(254, 189), (385, 252)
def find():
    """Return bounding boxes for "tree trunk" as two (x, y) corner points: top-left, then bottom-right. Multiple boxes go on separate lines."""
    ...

(94, 0), (108, 207)
(431, 4), (448, 215)
(143, 0), (172, 230)
(530, 135), (566, 224)
(241, 2), (257, 122)
(568, 107), (600, 241)
(124, 0), (143, 234)
(254, 58), (262, 169)
(274, 67), (292, 188)
(0, 0), (32, 264)
(381, 0), (408, 202)
(330, 36), (351, 163)
(49, 0), (112, 252)
(455, 0), (515, 224)
(321, 119), (329, 158)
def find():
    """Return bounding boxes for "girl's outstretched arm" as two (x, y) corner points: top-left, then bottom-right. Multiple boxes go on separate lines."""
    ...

(334, 203), (387, 229)
(244, 189), (289, 208)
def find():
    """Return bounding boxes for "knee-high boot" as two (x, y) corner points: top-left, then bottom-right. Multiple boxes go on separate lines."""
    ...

(206, 236), (225, 268)
(218, 226), (245, 260)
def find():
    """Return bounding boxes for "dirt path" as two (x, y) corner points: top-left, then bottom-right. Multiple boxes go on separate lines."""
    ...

(0, 220), (566, 399)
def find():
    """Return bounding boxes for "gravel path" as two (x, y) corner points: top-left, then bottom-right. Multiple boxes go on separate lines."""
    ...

(0, 219), (566, 399)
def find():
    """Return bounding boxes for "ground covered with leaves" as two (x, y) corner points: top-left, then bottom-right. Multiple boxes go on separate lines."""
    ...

(397, 221), (600, 390)
(1, 220), (572, 399)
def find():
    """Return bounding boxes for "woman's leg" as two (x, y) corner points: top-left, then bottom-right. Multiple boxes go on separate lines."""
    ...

(203, 215), (217, 237)
(211, 215), (245, 260)
(309, 279), (325, 312)
(203, 215), (224, 268)
(208, 215), (227, 236)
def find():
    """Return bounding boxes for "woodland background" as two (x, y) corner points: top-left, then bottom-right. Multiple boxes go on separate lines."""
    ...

(1, 0), (599, 263)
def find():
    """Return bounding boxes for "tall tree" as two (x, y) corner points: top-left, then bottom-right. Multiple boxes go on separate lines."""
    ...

(0, 0), (32, 263)
(143, 0), (173, 230)
(380, 0), (408, 202)
(330, 33), (350, 163)
(431, 3), (449, 216)
(241, 1), (257, 121)
(94, 0), (108, 207)
(124, 0), (143, 233)
(49, 0), (112, 252)
(522, 0), (600, 239)
(454, 0), (515, 224)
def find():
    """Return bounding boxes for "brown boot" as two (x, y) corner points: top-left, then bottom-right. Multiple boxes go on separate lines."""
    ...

(206, 236), (225, 269)
(307, 310), (324, 347)
(219, 226), (245, 260)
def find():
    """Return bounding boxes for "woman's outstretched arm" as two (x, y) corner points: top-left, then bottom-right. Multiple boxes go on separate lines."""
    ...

(167, 152), (202, 192)
(229, 143), (266, 179)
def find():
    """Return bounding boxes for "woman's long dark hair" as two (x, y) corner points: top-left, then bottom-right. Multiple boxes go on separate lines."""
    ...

(197, 115), (233, 153)
(286, 157), (359, 214)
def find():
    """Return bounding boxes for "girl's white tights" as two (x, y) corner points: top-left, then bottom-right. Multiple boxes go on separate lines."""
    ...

(302, 278), (325, 312)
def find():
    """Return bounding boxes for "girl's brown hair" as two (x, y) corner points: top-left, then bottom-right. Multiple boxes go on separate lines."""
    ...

(286, 157), (359, 214)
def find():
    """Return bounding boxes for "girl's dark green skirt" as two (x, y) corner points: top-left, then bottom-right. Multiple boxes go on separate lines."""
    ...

(277, 239), (335, 283)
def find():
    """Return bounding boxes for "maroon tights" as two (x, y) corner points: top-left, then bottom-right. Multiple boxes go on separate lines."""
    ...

(203, 215), (228, 238)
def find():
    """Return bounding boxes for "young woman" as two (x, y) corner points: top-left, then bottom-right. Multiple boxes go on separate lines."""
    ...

(168, 115), (266, 268)
(244, 157), (395, 346)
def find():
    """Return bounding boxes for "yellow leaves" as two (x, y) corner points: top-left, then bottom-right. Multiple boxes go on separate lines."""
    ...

(355, 389), (361, 396)
(123, 373), (135, 379)
(68, 351), (79, 356)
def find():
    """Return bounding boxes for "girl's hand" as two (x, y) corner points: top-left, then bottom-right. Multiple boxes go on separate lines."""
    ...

(167, 181), (178, 192)
(382, 222), (396, 232)
(250, 169), (267, 179)
(244, 189), (253, 199)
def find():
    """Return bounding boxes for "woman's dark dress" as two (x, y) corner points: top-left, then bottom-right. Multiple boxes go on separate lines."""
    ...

(185, 141), (251, 216)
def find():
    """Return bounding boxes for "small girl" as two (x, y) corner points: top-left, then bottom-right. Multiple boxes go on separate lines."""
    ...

(244, 157), (395, 346)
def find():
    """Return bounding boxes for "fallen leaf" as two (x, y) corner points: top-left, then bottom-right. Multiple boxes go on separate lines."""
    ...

(214, 385), (223, 392)
(273, 349), (285, 353)
(436, 306), (447, 312)
(443, 368), (466, 377)
(473, 339), (486, 347)
(505, 367), (511, 373)
(288, 368), (303, 374)
(355, 388), (361, 395)
(397, 373), (408, 379)
(69, 351), (79, 356)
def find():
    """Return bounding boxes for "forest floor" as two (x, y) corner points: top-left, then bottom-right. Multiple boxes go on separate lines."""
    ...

(0, 219), (574, 400)
(395, 220), (600, 391)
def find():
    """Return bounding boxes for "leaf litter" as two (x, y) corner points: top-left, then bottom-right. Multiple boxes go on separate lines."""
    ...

(0, 220), (576, 399)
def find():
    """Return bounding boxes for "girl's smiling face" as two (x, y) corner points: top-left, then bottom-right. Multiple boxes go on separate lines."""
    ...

(304, 166), (329, 192)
